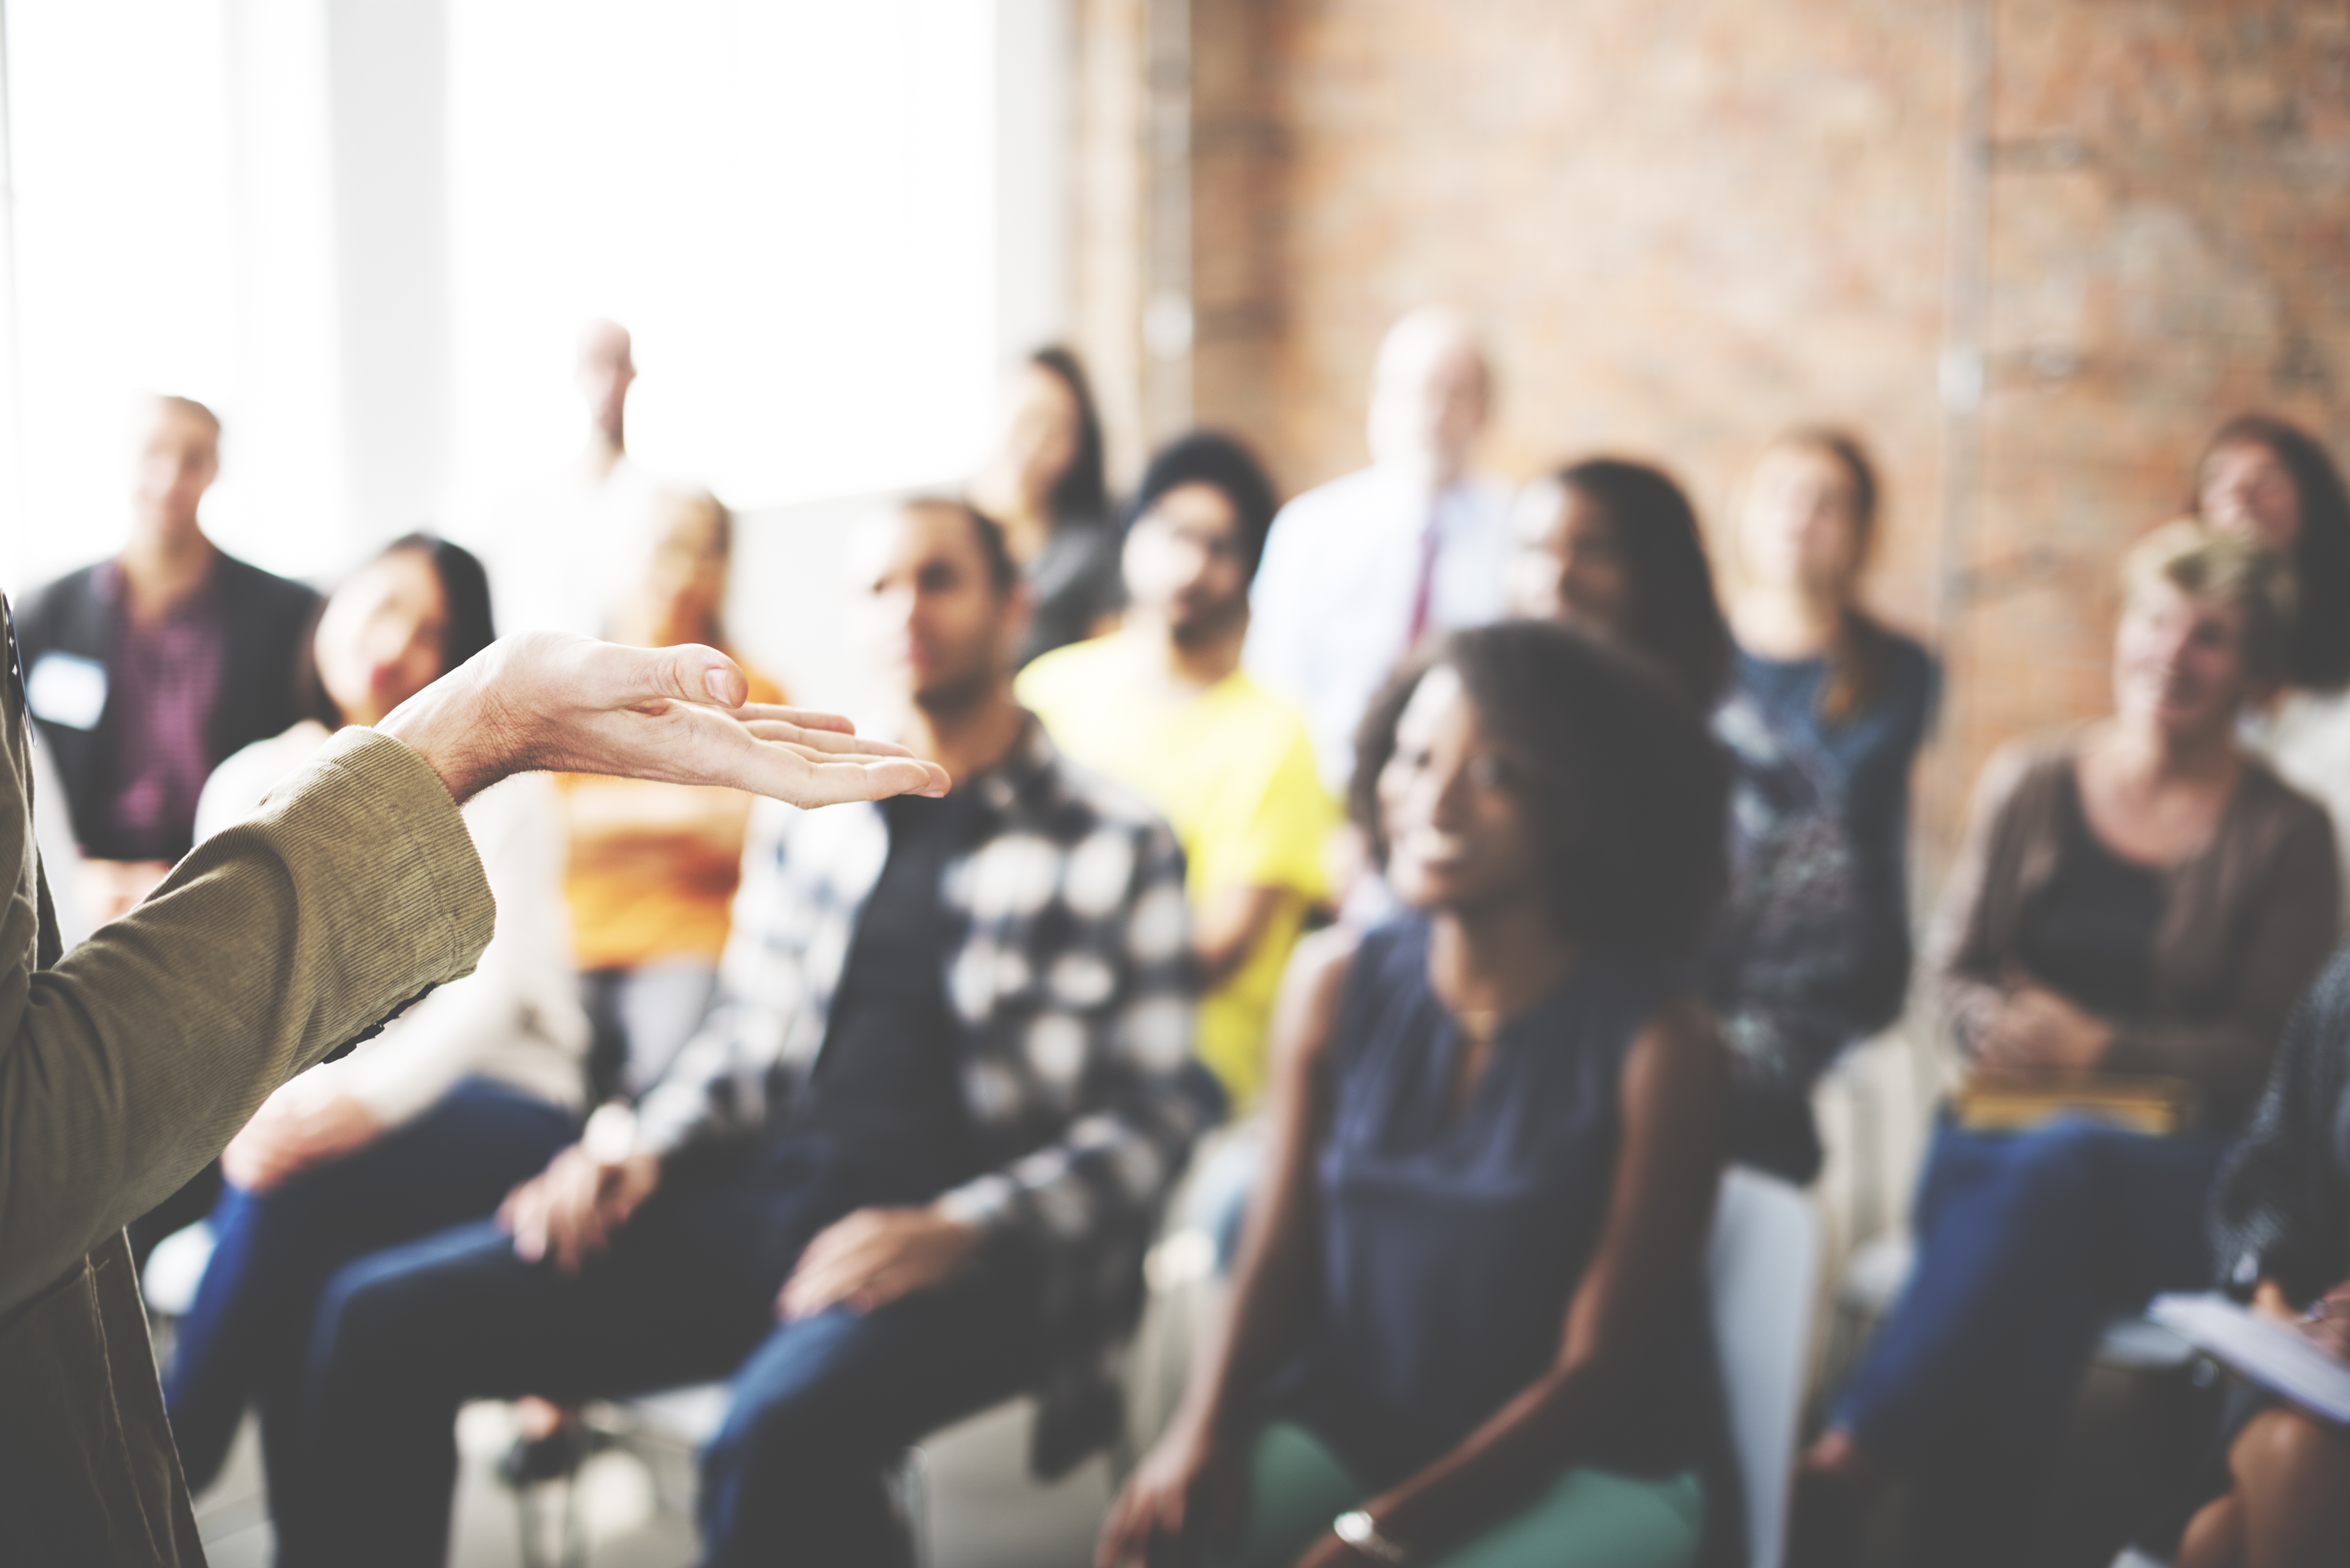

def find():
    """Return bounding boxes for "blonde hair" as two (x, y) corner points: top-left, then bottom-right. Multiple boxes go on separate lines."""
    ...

(2123, 519), (2299, 686)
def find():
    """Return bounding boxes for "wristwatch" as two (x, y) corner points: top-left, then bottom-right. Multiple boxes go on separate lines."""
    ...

(1332, 1508), (1409, 1564)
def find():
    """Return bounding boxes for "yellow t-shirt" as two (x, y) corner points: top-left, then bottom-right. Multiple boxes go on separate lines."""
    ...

(1019, 636), (1334, 1106)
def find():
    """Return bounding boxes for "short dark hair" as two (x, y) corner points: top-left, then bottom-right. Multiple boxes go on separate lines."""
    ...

(2195, 413), (2350, 690)
(1028, 346), (1111, 528)
(913, 495), (1021, 595)
(1350, 620), (1730, 956)
(1126, 429), (1283, 582)
(1553, 458), (1733, 706)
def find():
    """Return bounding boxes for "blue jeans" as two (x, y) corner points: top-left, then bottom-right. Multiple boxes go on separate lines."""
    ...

(162, 1076), (573, 1499)
(286, 1135), (1049, 1568)
(1835, 1115), (2227, 1555)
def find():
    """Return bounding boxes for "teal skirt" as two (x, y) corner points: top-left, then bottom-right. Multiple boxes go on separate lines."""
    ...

(1191, 1421), (1705, 1568)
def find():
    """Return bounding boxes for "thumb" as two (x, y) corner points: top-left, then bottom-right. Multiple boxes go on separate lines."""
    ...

(647, 644), (749, 707)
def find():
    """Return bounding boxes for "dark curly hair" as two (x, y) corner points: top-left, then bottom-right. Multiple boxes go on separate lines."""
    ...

(2194, 413), (2350, 691)
(1350, 620), (1730, 956)
(1126, 429), (1283, 582)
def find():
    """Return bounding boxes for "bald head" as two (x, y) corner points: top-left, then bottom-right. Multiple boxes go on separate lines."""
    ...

(1366, 306), (1492, 487)
(576, 319), (636, 449)
(129, 394), (222, 539)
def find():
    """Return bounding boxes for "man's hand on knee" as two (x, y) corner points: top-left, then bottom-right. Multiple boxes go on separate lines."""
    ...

(777, 1206), (981, 1320)
(379, 633), (952, 807)
(500, 1144), (663, 1276)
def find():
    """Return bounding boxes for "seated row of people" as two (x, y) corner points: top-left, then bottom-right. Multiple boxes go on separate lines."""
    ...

(29, 322), (2350, 1566)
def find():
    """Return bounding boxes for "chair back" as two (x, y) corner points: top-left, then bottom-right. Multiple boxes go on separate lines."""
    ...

(1706, 1165), (1820, 1568)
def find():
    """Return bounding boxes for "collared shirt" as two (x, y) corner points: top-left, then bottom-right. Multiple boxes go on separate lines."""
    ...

(1243, 464), (1514, 794)
(634, 717), (1217, 1471)
(97, 559), (226, 861)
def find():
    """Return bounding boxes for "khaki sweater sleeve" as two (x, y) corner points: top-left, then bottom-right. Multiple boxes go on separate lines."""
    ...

(0, 726), (496, 1319)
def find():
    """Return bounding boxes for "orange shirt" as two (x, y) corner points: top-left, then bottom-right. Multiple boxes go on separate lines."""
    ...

(560, 666), (784, 970)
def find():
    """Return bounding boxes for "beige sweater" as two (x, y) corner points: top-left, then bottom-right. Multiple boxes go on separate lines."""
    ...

(1927, 731), (2341, 1131)
(0, 602), (495, 1565)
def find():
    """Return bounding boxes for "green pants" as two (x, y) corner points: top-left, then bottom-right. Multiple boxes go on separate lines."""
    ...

(1193, 1422), (1705, 1568)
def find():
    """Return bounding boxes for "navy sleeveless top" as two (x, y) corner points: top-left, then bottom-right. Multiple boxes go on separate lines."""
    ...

(1277, 916), (1722, 1488)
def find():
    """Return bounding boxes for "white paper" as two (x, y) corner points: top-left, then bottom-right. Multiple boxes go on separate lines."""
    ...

(2149, 1292), (2350, 1425)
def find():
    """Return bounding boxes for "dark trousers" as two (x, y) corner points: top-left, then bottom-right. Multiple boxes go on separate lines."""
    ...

(286, 1135), (1048, 1568)
(1835, 1115), (2228, 1560)
(162, 1077), (573, 1498)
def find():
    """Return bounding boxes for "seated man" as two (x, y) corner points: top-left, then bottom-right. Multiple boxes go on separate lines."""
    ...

(290, 498), (1216, 1568)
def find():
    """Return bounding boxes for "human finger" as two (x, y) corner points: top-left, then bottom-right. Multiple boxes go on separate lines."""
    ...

(728, 704), (871, 738)
(737, 717), (919, 758)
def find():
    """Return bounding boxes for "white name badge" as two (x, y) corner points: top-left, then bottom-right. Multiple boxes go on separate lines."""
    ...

(26, 652), (107, 731)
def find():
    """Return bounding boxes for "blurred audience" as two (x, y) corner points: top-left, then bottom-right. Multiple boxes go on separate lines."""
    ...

(1246, 307), (1512, 795)
(464, 318), (661, 638)
(561, 488), (784, 1102)
(1795, 524), (2339, 1567)
(971, 345), (1126, 666)
(286, 499), (1216, 1567)
(2196, 412), (2350, 927)
(1510, 457), (1887, 1182)
(159, 534), (587, 1512)
(1727, 430), (1936, 1037)
(1020, 431), (1331, 1109)
(1101, 622), (1731, 1568)
(18, 394), (320, 925)
(2180, 942), (2350, 1568)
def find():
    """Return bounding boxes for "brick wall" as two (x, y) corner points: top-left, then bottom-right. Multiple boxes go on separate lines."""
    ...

(1073, 0), (2350, 875)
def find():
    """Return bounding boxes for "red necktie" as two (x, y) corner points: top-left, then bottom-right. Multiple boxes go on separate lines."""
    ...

(1404, 503), (1443, 648)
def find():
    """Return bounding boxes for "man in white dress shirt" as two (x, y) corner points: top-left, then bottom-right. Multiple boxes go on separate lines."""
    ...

(1243, 306), (1512, 793)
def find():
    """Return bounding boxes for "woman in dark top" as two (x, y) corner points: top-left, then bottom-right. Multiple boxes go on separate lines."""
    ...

(1509, 457), (1887, 1182)
(1099, 622), (1734, 1568)
(2179, 943), (2350, 1568)
(1727, 429), (1936, 1028)
(1794, 523), (2340, 1567)
(970, 346), (1126, 665)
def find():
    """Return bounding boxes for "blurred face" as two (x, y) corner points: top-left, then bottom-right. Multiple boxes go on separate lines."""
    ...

(315, 548), (450, 728)
(1739, 442), (1864, 596)
(575, 321), (635, 441)
(1507, 479), (1633, 642)
(632, 500), (727, 642)
(851, 503), (1020, 714)
(1366, 315), (1490, 486)
(1123, 481), (1250, 642)
(2112, 577), (2258, 741)
(2199, 441), (2302, 552)
(981, 366), (1081, 512)
(131, 403), (220, 535)
(1376, 666), (1549, 916)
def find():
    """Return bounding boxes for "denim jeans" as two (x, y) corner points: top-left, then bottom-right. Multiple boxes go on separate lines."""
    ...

(162, 1076), (573, 1499)
(1835, 1114), (2228, 1559)
(285, 1133), (1048, 1567)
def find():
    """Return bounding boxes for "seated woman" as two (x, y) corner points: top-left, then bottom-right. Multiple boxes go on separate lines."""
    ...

(1509, 458), (1887, 1182)
(561, 488), (783, 1101)
(970, 345), (1126, 666)
(1795, 523), (2341, 1566)
(2179, 943), (2350, 1568)
(1098, 621), (1734, 1568)
(163, 535), (590, 1506)
(1726, 431), (1938, 1028)
(2195, 413), (2350, 924)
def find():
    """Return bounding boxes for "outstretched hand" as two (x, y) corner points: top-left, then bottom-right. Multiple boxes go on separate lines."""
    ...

(377, 632), (950, 807)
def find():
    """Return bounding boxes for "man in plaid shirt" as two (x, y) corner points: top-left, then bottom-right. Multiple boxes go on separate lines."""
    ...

(295, 500), (1219, 1568)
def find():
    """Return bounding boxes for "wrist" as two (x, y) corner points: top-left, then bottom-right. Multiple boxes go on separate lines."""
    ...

(377, 660), (513, 805)
(1332, 1508), (1409, 1565)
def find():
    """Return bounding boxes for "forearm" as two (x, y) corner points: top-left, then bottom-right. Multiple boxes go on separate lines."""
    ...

(0, 730), (493, 1313)
(1366, 1358), (1632, 1554)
